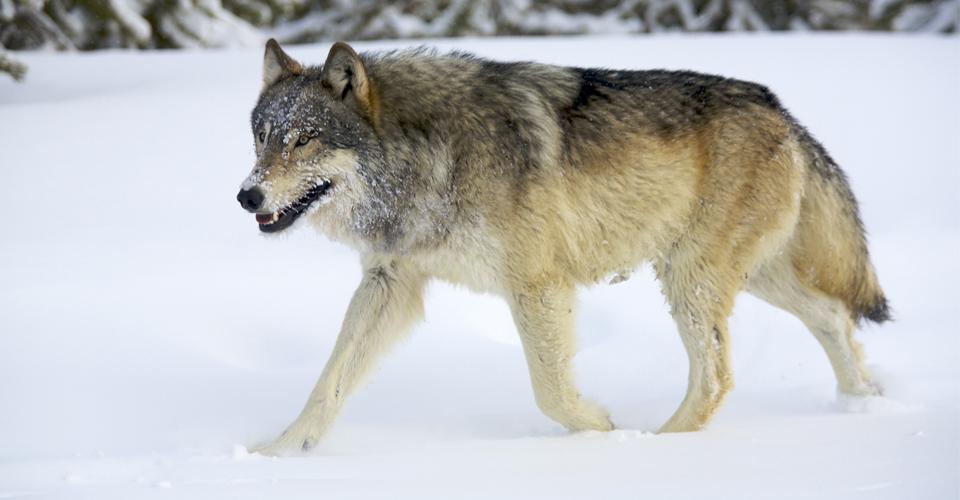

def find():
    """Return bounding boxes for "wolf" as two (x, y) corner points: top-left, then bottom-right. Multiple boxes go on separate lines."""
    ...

(237, 39), (889, 455)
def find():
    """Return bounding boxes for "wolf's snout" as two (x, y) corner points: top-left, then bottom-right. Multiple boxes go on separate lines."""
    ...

(237, 187), (265, 212)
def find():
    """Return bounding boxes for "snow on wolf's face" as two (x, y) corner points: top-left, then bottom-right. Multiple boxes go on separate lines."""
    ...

(241, 74), (378, 240)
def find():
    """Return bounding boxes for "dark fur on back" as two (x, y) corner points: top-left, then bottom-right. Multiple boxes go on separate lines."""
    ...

(363, 50), (792, 185)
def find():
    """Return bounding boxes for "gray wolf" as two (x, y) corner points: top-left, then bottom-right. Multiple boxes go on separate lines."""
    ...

(236, 39), (889, 455)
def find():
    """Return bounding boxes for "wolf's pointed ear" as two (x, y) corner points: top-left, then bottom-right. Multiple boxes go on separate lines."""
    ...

(321, 42), (376, 120)
(263, 39), (302, 88)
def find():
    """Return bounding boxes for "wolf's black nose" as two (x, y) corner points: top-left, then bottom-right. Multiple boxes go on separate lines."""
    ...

(237, 188), (264, 212)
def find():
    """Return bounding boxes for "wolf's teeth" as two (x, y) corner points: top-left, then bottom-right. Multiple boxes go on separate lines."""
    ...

(257, 212), (281, 225)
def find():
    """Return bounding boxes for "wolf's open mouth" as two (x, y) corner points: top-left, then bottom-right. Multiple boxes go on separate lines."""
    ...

(256, 180), (332, 233)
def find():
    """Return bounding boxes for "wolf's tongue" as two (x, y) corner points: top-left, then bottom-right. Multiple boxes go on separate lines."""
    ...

(256, 213), (276, 224)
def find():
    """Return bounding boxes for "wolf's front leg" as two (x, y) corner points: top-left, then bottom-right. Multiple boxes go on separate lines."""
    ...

(255, 257), (426, 455)
(510, 281), (614, 432)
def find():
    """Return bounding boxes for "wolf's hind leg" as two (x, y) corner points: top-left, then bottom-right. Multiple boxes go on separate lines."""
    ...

(657, 261), (737, 433)
(747, 258), (879, 396)
(510, 282), (614, 432)
(254, 257), (427, 455)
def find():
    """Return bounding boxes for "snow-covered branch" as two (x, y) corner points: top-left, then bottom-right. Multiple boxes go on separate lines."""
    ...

(1, 44), (26, 80)
(0, 0), (957, 80)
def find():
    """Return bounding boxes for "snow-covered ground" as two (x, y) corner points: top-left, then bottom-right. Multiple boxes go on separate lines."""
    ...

(0, 35), (957, 499)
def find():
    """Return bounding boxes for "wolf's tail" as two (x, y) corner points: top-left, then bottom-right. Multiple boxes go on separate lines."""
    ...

(791, 121), (891, 325)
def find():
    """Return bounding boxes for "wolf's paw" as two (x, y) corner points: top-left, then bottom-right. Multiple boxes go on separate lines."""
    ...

(834, 380), (913, 414)
(560, 401), (615, 432)
(589, 407), (616, 432)
(657, 415), (701, 434)
(252, 420), (324, 457)
(840, 380), (883, 398)
(863, 381), (884, 397)
(252, 431), (318, 457)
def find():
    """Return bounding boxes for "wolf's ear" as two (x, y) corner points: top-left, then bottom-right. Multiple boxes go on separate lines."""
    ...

(263, 39), (302, 88)
(321, 42), (376, 119)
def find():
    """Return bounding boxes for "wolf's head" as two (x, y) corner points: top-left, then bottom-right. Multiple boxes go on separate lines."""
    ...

(237, 40), (392, 245)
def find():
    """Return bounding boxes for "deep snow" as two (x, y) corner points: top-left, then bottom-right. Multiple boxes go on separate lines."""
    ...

(0, 35), (957, 499)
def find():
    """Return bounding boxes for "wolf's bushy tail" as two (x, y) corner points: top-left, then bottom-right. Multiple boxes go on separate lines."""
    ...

(791, 121), (891, 325)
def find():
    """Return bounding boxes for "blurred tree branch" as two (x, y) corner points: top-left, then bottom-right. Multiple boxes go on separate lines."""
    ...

(1, 44), (27, 80)
(1, 0), (957, 81)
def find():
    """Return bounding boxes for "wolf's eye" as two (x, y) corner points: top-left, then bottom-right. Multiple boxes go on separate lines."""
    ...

(296, 134), (311, 147)
(258, 131), (266, 143)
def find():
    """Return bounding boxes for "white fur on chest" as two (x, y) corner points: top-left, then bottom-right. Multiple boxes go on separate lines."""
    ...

(414, 226), (505, 296)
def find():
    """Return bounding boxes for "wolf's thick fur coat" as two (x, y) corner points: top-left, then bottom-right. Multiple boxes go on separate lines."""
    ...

(239, 40), (889, 454)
